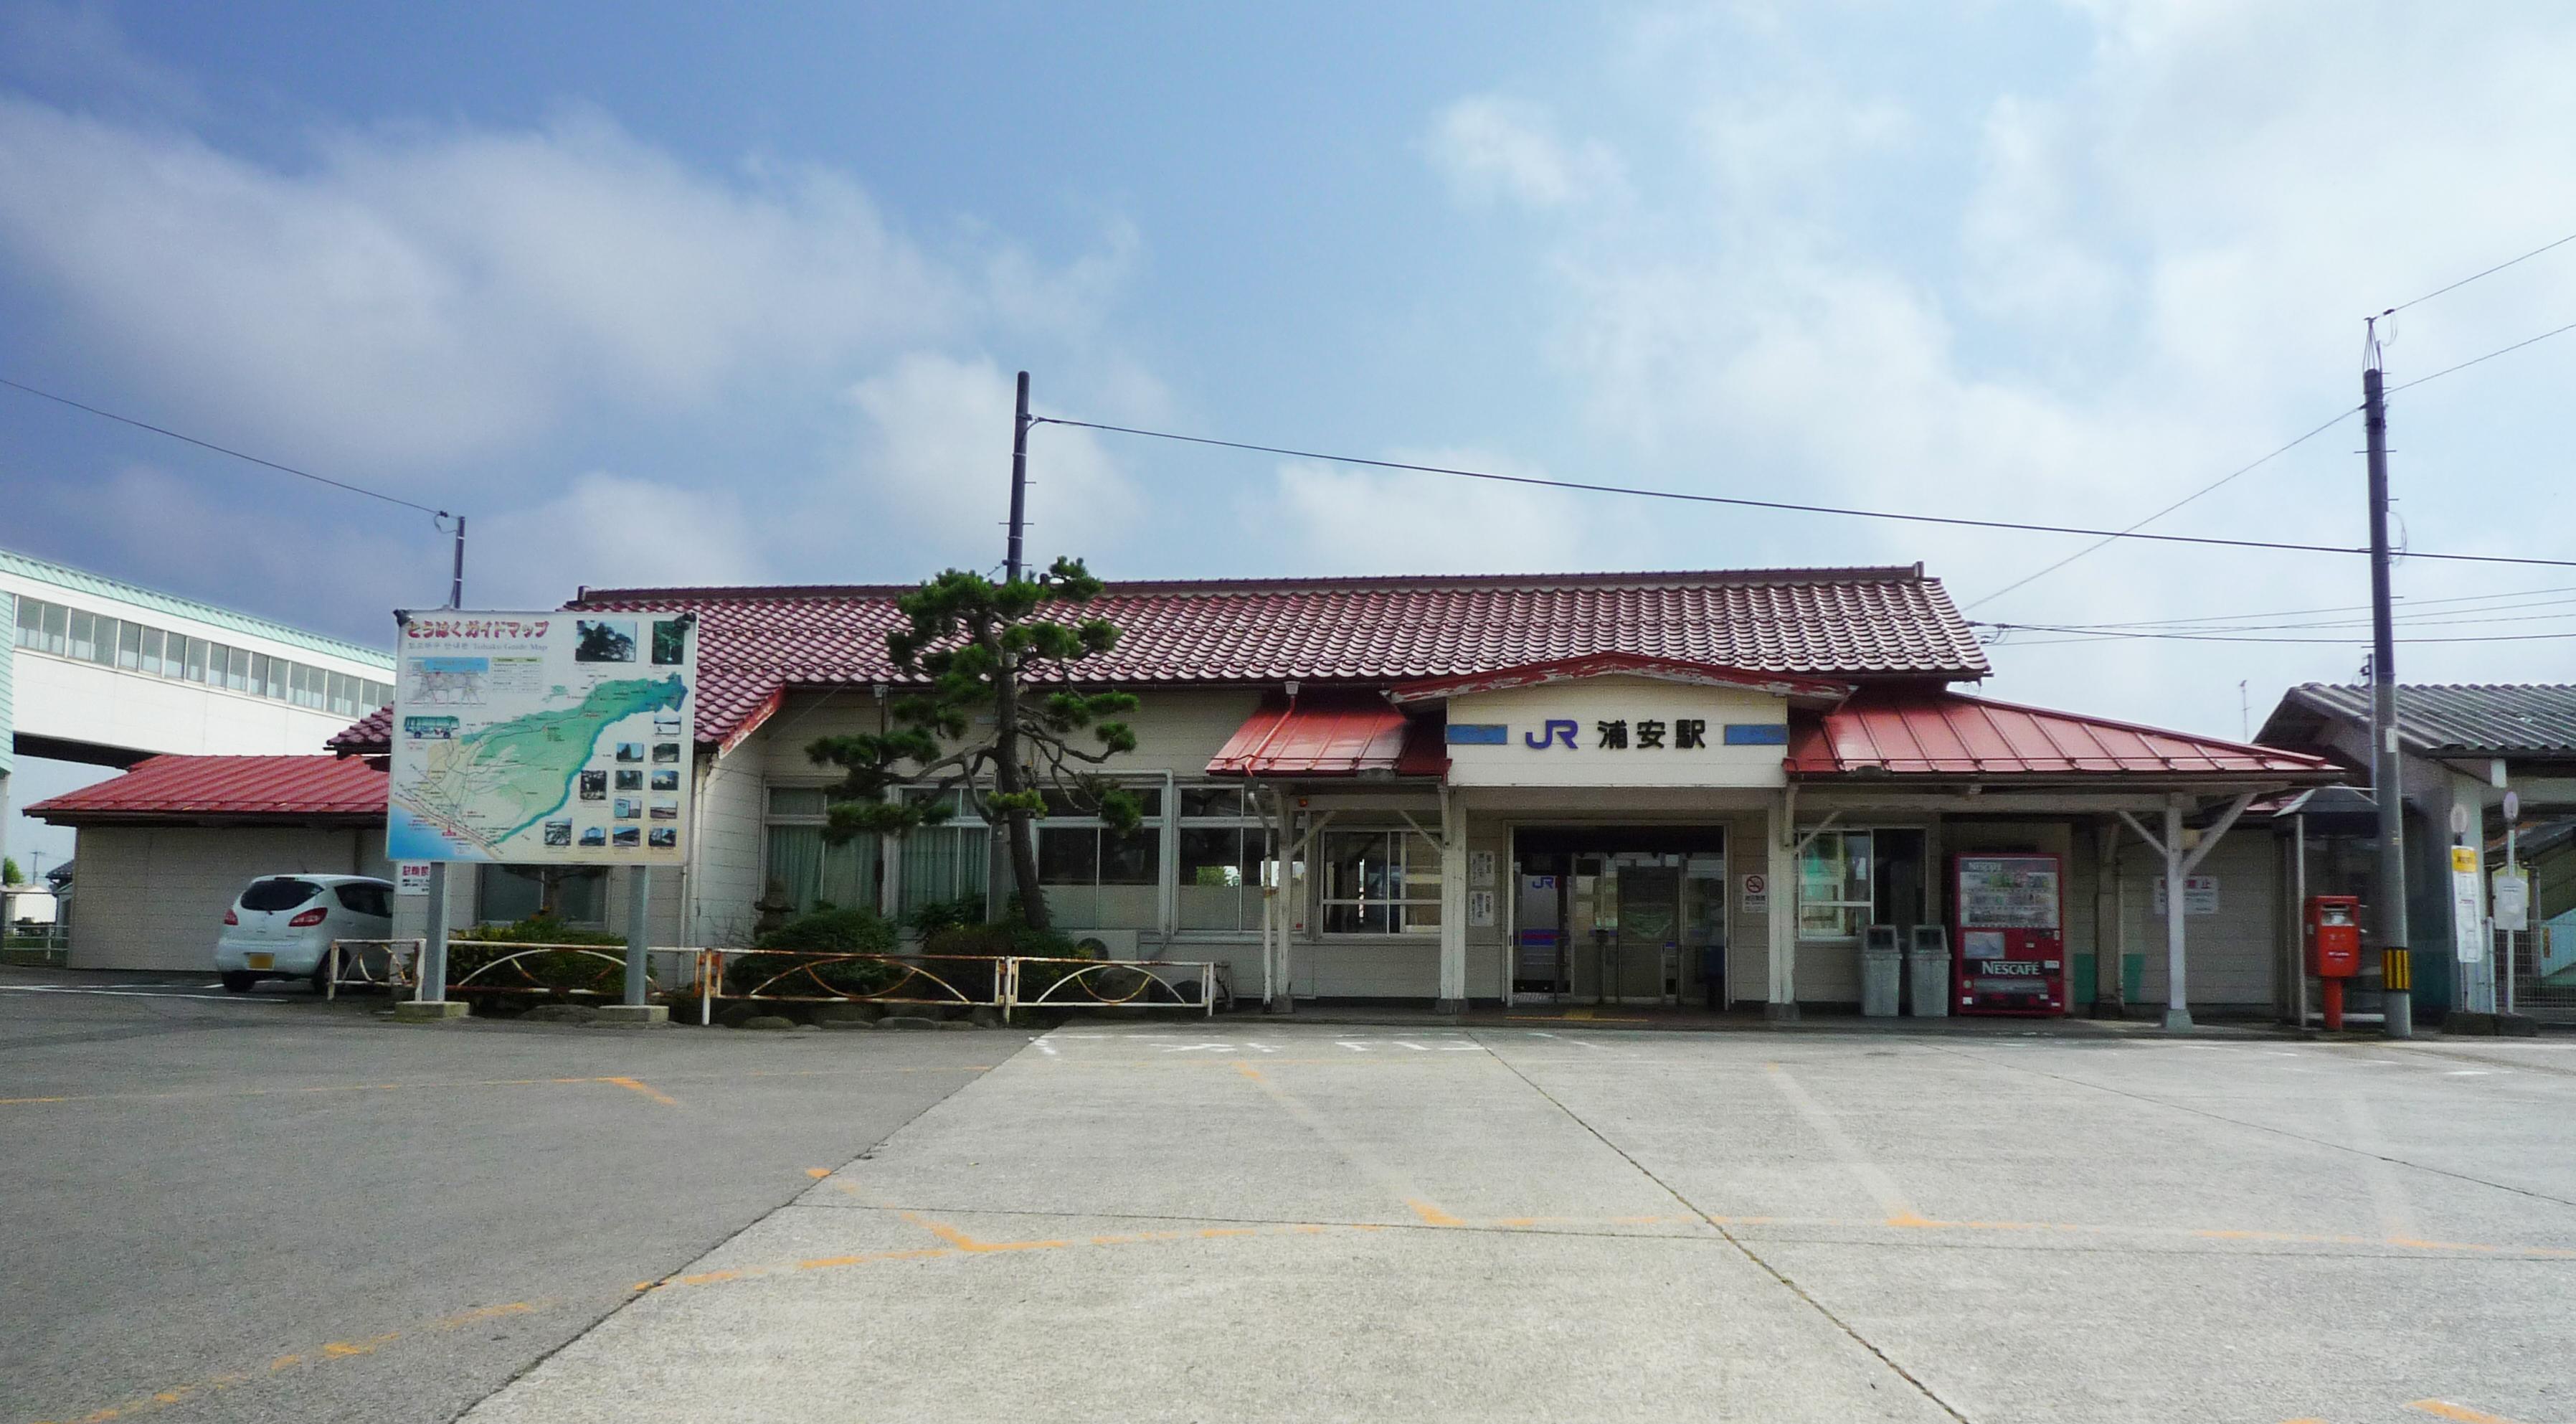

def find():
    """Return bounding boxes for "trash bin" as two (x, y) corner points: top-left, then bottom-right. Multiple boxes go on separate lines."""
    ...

(1862, 925), (1903, 1017)
(1907, 925), (1951, 1018)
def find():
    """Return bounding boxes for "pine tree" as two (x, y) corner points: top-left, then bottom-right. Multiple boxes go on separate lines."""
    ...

(805, 557), (1138, 931)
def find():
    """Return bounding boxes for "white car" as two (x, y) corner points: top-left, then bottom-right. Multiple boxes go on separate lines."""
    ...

(217, 874), (394, 993)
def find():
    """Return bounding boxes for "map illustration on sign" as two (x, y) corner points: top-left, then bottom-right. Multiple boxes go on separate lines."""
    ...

(387, 611), (696, 864)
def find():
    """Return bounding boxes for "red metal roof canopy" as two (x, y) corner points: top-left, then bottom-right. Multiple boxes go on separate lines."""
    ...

(1207, 692), (1449, 778)
(26, 755), (389, 823)
(1787, 692), (2339, 778)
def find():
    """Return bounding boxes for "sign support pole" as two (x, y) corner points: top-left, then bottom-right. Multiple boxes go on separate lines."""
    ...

(625, 865), (652, 1009)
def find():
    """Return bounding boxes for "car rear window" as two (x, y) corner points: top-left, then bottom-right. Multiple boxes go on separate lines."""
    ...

(336, 883), (390, 918)
(240, 878), (323, 912)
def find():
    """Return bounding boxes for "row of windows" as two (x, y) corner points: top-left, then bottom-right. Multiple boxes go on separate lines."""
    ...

(12, 594), (392, 717)
(759, 786), (1469, 938)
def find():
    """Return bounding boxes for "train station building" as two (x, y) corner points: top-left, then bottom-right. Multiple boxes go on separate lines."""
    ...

(318, 563), (2346, 1023)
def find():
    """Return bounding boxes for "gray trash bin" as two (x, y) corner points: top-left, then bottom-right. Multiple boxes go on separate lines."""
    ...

(1861, 924), (1903, 1017)
(1907, 925), (1951, 1018)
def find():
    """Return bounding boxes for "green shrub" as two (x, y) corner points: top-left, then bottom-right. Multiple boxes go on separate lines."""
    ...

(727, 906), (904, 998)
(904, 895), (986, 938)
(452, 915), (627, 947)
(755, 906), (899, 957)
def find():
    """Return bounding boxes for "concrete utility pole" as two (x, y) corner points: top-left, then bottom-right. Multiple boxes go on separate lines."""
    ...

(2364, 342), (2413, 1039)
(1007, 371), (1031, 583)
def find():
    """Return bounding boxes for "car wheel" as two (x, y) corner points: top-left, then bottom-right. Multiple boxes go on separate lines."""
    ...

(221, 972), (257, 993)
(311, 958), (334, 995)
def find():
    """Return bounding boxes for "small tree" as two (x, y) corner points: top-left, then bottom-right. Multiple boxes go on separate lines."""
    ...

(1, 857), (20, 887)
(806, 557), (1140, 932)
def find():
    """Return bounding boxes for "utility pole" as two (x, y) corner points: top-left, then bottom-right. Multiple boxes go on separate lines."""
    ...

(1006, 371), (1031, 583)
(448, 515), (466, 610)
(2364, 338), (2413, 1039)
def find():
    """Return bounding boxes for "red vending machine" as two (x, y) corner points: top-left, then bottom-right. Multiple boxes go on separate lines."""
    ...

(1951, 854), (2066, 1017)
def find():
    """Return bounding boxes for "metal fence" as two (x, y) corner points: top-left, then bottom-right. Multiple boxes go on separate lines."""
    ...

(2501, 923), (2576, 1023)
(331, 940), (1232, 1022)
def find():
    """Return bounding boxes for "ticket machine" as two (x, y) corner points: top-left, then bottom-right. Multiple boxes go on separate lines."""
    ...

(2304, 894), (2362, 1030)
(1951, 854), (2066, 1016)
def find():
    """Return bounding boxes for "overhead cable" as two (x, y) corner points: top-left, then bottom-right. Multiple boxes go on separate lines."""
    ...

(0, 375), (450, 519)
(2386, 230), (2576, 315)
(1038, 415), (2576, 572)
(1962, 407), (2359, 610)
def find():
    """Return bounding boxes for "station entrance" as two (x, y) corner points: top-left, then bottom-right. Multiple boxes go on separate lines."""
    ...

(1512, 826), (1727, 1006)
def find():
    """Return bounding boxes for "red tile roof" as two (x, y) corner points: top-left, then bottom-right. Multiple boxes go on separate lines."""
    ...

(1786, 691), (2341, 779)
(1206, 692), (1449, 778)
(1388, 652), (1855, 706)
(26, 755), (389, 823)
(328, 567), (1988, 755)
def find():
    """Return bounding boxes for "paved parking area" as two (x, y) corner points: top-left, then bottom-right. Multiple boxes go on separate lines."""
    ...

(0, 973), (1004, 1424)
(460, 1024), (2576, 1424)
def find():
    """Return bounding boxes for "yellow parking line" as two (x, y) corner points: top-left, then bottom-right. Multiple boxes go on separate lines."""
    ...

(22, 1302), (541, 1424)
(600, 1076), (678, 1106)
(2411, 1401), (2529, 1423)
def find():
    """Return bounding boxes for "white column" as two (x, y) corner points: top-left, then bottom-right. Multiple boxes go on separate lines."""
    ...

(1436, 791), (1467, 1012)
(2162, 800), (2191, 1030)
(1766, 790), (1798, 1021)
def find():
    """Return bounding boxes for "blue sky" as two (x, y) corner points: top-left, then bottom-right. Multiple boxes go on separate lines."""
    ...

(6, 1), (2575, 862)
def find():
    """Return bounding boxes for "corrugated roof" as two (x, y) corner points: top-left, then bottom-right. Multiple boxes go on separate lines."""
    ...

(25, 755), (387, 822)
(1786, 691), (2339, 778)
(1206, 692), (1449, 778)
(2272, 684), (2576, 757)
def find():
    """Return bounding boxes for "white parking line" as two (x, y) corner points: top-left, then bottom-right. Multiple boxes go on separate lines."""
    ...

(0, 986), (295, 1004)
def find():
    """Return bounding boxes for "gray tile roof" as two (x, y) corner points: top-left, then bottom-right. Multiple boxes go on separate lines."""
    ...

(2273, 684), (2576, 756)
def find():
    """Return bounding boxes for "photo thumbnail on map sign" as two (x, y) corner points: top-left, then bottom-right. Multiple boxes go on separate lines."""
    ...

(387, 610), (698, 865)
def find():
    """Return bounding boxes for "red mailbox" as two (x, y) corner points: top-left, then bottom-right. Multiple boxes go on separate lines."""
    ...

(2304, 895), (2362, 1029)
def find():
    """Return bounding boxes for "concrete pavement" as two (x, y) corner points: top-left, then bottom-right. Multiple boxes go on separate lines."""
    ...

(0, 971), (1005, 1424)
(459, 1025), (2576, 1424)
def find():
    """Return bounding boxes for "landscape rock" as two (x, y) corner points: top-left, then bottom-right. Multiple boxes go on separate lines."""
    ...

(739, 1014), (800, 1031)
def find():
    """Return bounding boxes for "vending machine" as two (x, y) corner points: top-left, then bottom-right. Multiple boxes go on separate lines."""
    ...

(1951, 854), (2066, 1017)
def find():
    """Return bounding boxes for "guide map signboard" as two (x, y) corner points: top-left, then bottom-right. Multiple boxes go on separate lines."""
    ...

(387, 610), (696, 864)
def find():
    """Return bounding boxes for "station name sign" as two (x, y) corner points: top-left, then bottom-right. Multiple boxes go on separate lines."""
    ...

(1446, 719), (1788, 750)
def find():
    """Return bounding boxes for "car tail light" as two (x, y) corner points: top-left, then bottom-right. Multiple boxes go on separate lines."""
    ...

(224, 909), (238, 925)
(288, 907), (328, 928)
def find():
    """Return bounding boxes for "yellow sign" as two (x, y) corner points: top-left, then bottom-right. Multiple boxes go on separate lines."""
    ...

(2451, 847), (2478, 872)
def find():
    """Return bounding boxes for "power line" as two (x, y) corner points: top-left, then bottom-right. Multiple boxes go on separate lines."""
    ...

(2387, 230), (2576, 315)
(1039, 415), (2576, 572)
(1961, 406), (2358, 610)
(2387, 318), (2576, 395)
(1977, 621), (2576, 647)
(0, 375), (449, 519)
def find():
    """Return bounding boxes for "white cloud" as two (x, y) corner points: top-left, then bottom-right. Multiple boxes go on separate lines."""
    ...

(1426, 97), (1620, 211)
(1256, 448), (1642, 576)
(832, 353), (1139, 570)
(0, 98), (973, 472)
(1439, 1), (2576, 732)
(473, 471), (767, 605)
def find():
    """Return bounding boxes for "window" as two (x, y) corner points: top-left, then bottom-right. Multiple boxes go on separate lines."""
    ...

(334, 882), (391, 918)
(475, 866), (607, 926)
(1177, 784), (1270, 931)
(3, 593), (389, 709)
(762, 786), (881, 918)
(1036, 786), (1162, 930)
(896, 789), (992, 919)
(1796, 828), (1927, 939)
(240, 877), (323, 912)
(1320, 829), (1442, 934)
